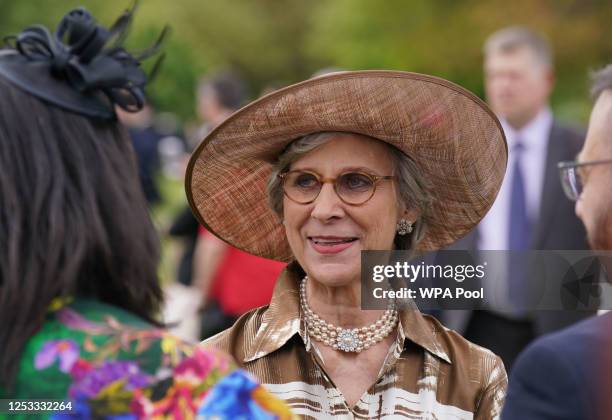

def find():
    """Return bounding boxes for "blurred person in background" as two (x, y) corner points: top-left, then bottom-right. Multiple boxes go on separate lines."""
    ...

(195, 70), (247, 138)
(188, 71), (508, 418)
(0, 7), (294, 419)
(116, 104), (163, 206)
(192, 71), (286, 340)
(168, 70), (249, 289)
(502, 65), (612, 420)
(164, 72), (253, 341)
(441, 26), (592, 371)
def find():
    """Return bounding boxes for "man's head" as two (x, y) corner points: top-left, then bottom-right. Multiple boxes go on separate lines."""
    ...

(574, 65), (612, 250)
(484, 26), (554, 129)
(197, 71), (247, 126)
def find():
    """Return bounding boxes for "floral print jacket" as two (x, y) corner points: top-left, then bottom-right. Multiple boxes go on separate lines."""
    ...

(0, 298), (295, 420)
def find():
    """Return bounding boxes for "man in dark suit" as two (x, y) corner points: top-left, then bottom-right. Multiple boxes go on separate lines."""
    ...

(502, 64), (612, 420)
(440, 27), (592, 371)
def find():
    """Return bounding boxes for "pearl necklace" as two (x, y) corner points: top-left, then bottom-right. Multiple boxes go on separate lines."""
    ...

(299, 276), (398, 353)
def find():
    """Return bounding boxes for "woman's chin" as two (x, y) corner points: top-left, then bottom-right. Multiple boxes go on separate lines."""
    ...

(304, 263), (360, 287)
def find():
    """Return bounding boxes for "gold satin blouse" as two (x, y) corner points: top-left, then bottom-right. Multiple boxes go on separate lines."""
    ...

(204, 263), (507, 419)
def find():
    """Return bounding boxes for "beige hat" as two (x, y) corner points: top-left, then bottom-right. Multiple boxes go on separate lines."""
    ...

(186, 70), (507, 262)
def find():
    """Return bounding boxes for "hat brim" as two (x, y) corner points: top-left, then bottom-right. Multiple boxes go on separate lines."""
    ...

(186, 70), (507, 262)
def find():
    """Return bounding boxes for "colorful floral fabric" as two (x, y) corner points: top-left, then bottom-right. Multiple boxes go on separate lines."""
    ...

(1, 298), (295, 420)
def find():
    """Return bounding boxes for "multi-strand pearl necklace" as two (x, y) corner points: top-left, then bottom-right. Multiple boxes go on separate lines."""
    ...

(299, 276), (398, 353)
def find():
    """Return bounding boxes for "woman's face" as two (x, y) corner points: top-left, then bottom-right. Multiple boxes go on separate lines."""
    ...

(283, 133), (409, 287)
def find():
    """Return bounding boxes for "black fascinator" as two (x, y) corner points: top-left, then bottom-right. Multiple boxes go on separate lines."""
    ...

(0, 4), (167, 119)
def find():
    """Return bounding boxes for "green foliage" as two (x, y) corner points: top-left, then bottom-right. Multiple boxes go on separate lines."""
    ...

(1, 0), (611, 125)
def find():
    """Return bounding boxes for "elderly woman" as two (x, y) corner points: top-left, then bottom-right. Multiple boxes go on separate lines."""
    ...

(187, 71), (508, 418)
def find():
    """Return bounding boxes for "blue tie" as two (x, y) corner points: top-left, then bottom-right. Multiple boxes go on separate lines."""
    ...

(508, 141), (532, 309)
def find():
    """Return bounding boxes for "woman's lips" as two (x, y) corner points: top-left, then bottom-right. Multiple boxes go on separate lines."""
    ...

(308, 236), (358, 254)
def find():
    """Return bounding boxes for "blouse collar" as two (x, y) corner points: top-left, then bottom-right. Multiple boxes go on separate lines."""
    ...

(243, 262), (451, 365)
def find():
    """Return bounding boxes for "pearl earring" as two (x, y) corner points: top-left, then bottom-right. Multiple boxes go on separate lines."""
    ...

(396, 219), (413, 235)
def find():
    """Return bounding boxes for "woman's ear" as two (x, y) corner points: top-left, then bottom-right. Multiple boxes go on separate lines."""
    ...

(398, 207), (419, 224)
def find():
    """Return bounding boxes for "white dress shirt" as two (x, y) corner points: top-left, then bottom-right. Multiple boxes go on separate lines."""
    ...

(478, 107), (553, 251)
(477, 108), (553, 314)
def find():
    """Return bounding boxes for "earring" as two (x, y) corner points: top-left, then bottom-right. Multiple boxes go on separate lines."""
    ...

(396, 219), (413, 235)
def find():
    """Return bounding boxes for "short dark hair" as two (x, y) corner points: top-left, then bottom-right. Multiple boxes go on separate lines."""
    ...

(198, 71), (248, 111)
(0, 76), (163, 387)
(591, 64), (612, 100)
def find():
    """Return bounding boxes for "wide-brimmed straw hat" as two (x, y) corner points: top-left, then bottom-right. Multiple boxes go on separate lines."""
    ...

(186, 71), (507, 262)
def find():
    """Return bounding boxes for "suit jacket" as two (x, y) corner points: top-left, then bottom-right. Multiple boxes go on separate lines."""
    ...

(501, 312), (612, 420)
(440, 121), (593, 336)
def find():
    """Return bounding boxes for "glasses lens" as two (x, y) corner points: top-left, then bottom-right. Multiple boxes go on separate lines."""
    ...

(560, 166), (582, 201)
(283, 171), (320, 203)
(337, 172), (375, 204)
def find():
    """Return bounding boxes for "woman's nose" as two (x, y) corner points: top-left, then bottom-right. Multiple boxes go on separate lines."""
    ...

(311, 183), (344, 221)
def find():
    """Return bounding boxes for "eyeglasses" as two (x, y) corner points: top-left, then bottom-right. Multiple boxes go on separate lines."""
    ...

(558, 159), (612, 201)
(279, 170), (395, 205)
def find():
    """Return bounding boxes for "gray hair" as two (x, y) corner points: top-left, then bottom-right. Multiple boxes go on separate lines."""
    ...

(267, 131), (432, 252)
(484, 26), (553, 69)
(591, 64), (612, 100)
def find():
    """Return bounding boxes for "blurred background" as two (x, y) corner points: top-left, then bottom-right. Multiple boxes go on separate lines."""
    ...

(3, 0), (611, 123)
(3, 0), (611, 339)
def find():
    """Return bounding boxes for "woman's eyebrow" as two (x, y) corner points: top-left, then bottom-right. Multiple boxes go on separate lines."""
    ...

(290, 165), (382, 174)
(341, 166), (382, 174)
